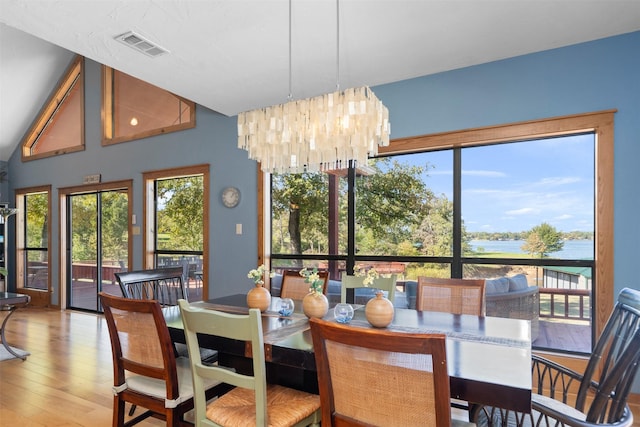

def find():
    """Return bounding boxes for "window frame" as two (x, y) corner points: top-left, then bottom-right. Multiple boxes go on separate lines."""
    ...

(259, 109), (615, 345)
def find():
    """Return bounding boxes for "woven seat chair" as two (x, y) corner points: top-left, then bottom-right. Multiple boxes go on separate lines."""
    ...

(178, 300), (321, 427)
(470, 287), (640, 427)
(340, 274), (397, 304)
(99, 293), (229, 427)
(309, 317), (475, 426)
(416, 277), (486, 316)
(280, 269), (329, 300)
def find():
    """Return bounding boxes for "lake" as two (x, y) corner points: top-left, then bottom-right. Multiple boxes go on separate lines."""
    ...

(470, 239), (593, 259)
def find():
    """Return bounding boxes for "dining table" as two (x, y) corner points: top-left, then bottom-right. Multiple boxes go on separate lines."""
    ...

(164, 294), (532, 413)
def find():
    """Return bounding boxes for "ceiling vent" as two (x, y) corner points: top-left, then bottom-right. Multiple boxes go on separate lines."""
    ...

(114, 31), (169, 57)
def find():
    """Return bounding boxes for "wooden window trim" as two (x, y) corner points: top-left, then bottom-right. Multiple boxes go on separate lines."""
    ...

(101, 66), (196, 146)
(21, 56), (85, 161)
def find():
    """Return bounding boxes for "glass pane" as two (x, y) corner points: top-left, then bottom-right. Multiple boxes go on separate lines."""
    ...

(271, 172), (335, 257)
(112, 71), (193, 140)
(356, 153), (453, 257)
(100, 190), (129, 297)
(70, 193), (98, 310)
(25, 192), (49, 290)
(156, 254), (203, 302)
(463, 135), (595, 260)
(156, 176), (204, 252)
(463, 263), (592, 354)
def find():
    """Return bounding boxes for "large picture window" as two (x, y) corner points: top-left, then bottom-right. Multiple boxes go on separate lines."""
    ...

(265, 111), (614, 356)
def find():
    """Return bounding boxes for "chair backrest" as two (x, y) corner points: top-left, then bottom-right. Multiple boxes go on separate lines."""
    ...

(177, 300), (269, 425)
(99, 292), (180, 401)
(116, 267), (187, 306)
(416, 277), (486, 316)
(341, 274), (397, 303)
(573, 287), (640, 423)
(280, 269), (329, 300)
(309, 317), (452, 426)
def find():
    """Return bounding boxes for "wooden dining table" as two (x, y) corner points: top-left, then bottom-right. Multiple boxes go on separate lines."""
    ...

(164, 294), (532, 413)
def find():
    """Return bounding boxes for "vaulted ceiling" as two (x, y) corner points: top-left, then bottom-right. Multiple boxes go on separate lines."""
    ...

(1, 0), (639, 161)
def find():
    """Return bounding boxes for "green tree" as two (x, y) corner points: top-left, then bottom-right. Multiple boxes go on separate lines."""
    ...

(156, 176), (204, 251)
(521, 222), (564, 258)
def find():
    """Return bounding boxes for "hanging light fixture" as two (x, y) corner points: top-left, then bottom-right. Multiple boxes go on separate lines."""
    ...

(237, 0), (390, 174)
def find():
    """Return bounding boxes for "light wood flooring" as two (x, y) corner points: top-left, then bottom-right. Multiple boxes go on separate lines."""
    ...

(1, 306), (639, 426)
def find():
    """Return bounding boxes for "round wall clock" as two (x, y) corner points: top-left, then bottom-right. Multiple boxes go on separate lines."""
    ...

(221, 186), (240, 208)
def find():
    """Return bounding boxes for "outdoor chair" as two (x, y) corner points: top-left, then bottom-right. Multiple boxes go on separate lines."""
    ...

(99, 293), (229, 427)
(416, 277), (486, 316)
(470, 287), (640, 427)
(280, 269), (329, 300)
(340, 274), (397, 304)
(178, 300), (321, 426)
(309, 317), (475, 426)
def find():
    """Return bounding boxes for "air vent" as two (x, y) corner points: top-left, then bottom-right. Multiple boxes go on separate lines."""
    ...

(114, 31), (169, 57)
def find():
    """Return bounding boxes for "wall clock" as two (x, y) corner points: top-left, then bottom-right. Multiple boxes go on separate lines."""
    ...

(221, 186), (240, 208)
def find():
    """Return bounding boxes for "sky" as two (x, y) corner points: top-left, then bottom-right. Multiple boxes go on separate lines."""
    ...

(390, 133), (595, 233)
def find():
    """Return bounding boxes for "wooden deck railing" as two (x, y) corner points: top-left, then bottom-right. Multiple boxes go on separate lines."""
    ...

(538, 288), (591, 321)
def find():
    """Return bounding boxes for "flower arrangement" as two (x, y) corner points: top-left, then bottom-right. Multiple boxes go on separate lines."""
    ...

(355, 265), (379, 286)
(299, 268), (324, 295)
(247, 264), (274, 286)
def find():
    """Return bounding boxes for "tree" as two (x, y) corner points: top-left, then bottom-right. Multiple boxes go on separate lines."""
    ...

(156, 176), (204, 251)
(521, 222), (564, 258)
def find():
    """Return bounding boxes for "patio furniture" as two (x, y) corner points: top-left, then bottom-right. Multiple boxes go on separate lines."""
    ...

(99, 292), (229, 427)
(310, 317), (475, 426)
(470, 287), (640, 427)
(416, 277), (486, 316)
(340, 274), (397, 304)
(178, 300), (321, 426)
(484, 274), (539, 340)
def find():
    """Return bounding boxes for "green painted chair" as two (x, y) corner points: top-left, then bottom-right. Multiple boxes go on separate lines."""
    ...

(340, 274), (397, 304)
(178, 300), (321, 427)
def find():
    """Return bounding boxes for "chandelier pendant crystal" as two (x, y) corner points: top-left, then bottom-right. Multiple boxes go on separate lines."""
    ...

(237, 0), (390, 174)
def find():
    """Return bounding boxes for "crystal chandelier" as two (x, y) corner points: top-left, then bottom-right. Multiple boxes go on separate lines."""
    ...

(237, 0), (390, 174)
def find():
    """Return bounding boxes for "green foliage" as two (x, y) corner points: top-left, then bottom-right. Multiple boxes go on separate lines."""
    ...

(156, 176), (204, 251)
(521, 222), (565, 258)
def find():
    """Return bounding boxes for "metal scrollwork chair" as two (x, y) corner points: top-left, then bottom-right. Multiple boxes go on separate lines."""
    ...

(470, 287), (640, 427)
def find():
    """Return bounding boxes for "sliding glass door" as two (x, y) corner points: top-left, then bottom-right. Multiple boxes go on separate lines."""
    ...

(67, 189), (128, 311)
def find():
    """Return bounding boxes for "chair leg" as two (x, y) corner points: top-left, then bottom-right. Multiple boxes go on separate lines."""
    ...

(114, 396), (126, 427)
(128, 404), (136, 416)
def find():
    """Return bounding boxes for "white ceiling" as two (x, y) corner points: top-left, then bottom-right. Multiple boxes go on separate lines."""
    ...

(1, 1), (639, 162)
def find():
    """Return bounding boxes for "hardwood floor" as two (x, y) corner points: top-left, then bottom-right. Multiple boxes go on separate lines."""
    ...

(1, 306), (639, 426)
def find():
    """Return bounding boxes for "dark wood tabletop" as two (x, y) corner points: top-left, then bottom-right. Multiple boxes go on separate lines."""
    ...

(165, 294), (532, 413)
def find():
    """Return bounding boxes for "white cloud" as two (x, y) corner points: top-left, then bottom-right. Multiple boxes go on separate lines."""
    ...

(462, 170), (507, 178)
(505, 207), (538, 215)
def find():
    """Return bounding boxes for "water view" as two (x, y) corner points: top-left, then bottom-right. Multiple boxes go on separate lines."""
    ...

(470, 239), (593, 259)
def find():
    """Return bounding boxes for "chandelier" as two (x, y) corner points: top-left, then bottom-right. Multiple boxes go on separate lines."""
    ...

(237, 0), (390, 174)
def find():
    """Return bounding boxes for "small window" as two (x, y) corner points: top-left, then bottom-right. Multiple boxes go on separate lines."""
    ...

(102, 67), (195, 145)
(22, 56), (85, 161)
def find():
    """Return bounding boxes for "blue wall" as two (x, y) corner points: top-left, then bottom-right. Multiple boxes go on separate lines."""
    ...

(7, 31), (639, 322)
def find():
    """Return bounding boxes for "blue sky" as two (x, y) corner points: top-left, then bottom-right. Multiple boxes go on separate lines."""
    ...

(391, 134), (595, 233)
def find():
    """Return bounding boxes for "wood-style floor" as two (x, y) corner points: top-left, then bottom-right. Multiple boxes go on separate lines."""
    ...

(1, 306), (639, 426)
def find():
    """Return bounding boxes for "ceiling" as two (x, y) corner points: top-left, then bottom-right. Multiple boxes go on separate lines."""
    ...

(1, 1), (639, 162)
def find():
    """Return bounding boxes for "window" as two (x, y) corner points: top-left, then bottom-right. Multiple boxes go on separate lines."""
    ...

(16, 186), (51, 306)
(264, 110), (614, 355)
(21, 56), (85, 161)
(143, 165), (209, 301)
(102, 67), (195, 145)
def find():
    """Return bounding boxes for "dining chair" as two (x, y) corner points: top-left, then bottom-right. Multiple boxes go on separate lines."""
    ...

(340, 274), (397, 304)
(309, 317), (475, 426)
(416, 277), (486, 316)
(177, 299), (321, 427)
(99, 292), (230, 427)
(470, 287), (640, 427)
(280, 269), (329, 300)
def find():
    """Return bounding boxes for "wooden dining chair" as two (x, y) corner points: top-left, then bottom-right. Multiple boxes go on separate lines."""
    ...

(471, 287), (640, 427)
(340, 274), (397, 304)
(416, 277), (486, 316)
(309, 317), (475, 426)
(177, 300), (321, 427)
(99, 292), (229, 427)
(280, 269), (329, 300)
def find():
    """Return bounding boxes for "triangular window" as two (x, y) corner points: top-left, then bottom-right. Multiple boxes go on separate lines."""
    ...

(22, 56), (85, 161)
(102, 67), (195, 145)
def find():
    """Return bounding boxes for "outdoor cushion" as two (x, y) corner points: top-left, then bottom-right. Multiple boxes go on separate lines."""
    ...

(508, 274), (529, 291)
(485, 277), (510, 295)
